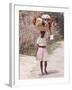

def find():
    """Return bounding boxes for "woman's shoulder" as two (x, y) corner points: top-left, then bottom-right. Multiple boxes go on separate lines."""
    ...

(37, 36), (41, 40)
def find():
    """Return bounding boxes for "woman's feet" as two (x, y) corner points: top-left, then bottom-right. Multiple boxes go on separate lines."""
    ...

(41, 71), (44, 75)
(41, 71), (48, 75)
(41, 69), (48, 75)
(45, 70), (48, 74)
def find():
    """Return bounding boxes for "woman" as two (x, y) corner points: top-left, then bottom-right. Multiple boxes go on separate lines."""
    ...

(33, 15), (54, 75)
(36, 31), (49, 75)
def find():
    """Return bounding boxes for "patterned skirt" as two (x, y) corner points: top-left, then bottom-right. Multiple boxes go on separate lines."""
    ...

(36, 47), (48, 61)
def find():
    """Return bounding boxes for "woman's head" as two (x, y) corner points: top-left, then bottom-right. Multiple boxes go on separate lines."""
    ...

(40, 31), (46, 38)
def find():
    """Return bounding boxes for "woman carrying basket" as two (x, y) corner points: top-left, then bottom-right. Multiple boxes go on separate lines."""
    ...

(33, 14), (54, 75)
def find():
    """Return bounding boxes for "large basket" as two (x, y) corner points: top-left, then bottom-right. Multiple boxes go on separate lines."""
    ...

(33, 14), (52, 32)
(35, 25), (50, 32)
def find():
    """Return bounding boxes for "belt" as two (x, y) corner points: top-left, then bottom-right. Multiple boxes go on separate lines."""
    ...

(38, 46), (46, 48)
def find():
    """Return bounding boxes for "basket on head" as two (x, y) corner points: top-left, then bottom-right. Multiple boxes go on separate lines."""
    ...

(33, 14), (51, 32)
(36, 25), (49, 32)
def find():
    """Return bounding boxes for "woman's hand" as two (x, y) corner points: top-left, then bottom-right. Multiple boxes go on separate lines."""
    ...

(50, 35), (54, 40)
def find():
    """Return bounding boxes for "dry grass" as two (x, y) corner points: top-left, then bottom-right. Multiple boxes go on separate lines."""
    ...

(19, 39), (64, 56)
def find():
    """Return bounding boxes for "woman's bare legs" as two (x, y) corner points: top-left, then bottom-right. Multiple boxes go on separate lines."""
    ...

(44, 61), (48, 74)
(40, 61), (44, 75)
(40, 61), (48, 75)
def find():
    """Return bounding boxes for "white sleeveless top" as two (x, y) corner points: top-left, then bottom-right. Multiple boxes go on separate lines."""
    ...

(36, 37), (47, 46)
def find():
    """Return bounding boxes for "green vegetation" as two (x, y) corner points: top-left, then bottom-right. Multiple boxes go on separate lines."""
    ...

(20, 39), (63, 56)
(47, 40), (61, 54)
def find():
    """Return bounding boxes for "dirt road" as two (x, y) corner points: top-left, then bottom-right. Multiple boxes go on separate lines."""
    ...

(20, 41), (64, 79)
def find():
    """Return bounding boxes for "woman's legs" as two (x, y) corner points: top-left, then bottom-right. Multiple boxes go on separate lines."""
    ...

(40, 61), (48, 75)
(40, 61), (44, 75)
(44, 61), (48, 74)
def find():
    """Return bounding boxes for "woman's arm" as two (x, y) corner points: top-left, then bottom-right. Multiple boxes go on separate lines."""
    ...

(35, 44), (39, 56)
(36, 44), (39, 51)
(48, 21), (54, 40)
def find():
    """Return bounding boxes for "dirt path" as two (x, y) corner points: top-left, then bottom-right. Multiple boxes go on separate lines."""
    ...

(20, 41), (64, 79)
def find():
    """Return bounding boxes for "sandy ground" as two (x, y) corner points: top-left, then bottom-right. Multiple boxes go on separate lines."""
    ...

(20, 41), (64, 79)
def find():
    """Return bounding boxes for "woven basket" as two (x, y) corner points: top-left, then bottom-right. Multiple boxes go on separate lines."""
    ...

(35, 25), (50, 32)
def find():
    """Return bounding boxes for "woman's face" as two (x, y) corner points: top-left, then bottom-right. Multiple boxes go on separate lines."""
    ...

(40, 31), (45, 38)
